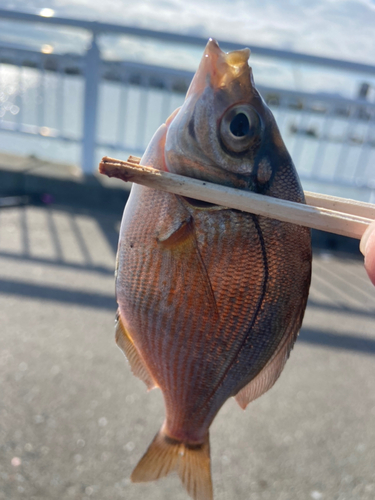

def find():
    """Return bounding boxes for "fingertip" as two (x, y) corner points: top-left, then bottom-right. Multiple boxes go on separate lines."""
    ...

(360, 220), (375, 285)
(360, 220), (375, 256)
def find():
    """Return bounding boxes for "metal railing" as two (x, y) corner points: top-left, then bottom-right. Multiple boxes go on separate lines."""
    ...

(0, 8), (374, 201)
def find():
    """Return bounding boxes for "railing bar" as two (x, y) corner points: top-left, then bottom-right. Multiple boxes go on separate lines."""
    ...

(1, 9), (375, 76)
(37, 58), (45, 128)
(1, 49), (375, 110)
(311, 105), (335, 177)
(160, 78), (174, 123)
(0, 120), (80, 141)
(259, 85), (375, 110)
(272, 96), (288, 133)
(56, 62), (65, 135)
(116, 81), (129, 146)
(297, 171), (374, 191)
(0, 63), (3, 123)
(333, 104), (355, 178)
(82, 35), (100, 173)
(136, 77), (149, 150)
(353, 114), (375, 178)
(16, 61), (23, 129)
(291, 99), (310, 168)
(161, 87), (172, 123)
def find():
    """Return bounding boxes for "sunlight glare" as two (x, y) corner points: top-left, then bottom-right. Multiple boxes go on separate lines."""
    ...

(39, 8), (55, 18)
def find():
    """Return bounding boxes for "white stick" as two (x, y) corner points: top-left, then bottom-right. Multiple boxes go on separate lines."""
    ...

(304, 191), (375, 220)
(99, 156), (374, 240)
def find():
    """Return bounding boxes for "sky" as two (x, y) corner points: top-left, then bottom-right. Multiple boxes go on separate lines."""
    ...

(0, 0), (375, 65)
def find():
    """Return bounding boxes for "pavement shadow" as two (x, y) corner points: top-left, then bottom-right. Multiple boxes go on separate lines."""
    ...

(299, 327), (375, 355)
(1, 204), (374, 358)
(0, 275), (374, 357)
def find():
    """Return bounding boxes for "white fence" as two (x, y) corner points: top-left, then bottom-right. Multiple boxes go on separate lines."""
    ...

(0, 9), (374, 201)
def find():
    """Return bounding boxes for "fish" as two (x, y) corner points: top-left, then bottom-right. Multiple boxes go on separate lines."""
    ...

(114, 38), (312, 500)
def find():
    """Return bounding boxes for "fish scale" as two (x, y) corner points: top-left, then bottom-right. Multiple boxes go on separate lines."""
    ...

(114, 39), (311, 500)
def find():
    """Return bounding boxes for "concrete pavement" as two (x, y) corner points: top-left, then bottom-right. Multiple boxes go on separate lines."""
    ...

(0, 200), (374, 500)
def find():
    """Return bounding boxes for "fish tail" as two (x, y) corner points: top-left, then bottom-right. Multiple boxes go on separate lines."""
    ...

(131, 427), (213, 500)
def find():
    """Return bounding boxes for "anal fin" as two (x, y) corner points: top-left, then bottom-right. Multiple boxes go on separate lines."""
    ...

(115, 311), (156, 391)
(235, 332), (296, 410)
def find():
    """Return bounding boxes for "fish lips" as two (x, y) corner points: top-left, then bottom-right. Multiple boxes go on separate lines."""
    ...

(186, 38), (253, 99)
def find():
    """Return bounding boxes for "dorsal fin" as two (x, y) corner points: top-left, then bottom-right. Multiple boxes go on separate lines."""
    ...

(115, 311), (157, 391)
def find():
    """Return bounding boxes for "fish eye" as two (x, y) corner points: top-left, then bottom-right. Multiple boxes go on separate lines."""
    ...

(220, 105), (261, 153)
(230, 113), (250, 137)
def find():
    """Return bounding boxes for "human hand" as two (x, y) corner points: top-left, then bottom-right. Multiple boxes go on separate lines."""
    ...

(360, 220), (375, 286)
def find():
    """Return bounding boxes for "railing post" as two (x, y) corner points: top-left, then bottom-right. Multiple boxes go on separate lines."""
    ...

(82, 33), (100, 174)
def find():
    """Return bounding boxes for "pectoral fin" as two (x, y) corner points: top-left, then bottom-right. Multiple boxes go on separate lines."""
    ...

(155, 196), (219, 317)
(115, 311), (156, 391)
(154, 194), (194, 250)
(157, 215), (194, 248)
(235, 331), (296, 410)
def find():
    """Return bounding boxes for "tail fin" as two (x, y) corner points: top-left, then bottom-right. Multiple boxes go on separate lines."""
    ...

(131, 428), (213, 500)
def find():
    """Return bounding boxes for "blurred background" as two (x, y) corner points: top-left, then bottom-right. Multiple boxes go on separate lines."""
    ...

(0, 1), (374, 198)
(0, 2), (374, 500)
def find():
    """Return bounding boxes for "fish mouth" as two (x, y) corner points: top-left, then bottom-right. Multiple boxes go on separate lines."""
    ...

(186, 38), (251, 98)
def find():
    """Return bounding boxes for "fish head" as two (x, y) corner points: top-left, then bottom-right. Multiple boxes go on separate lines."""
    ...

(165, 39), (304, 201)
